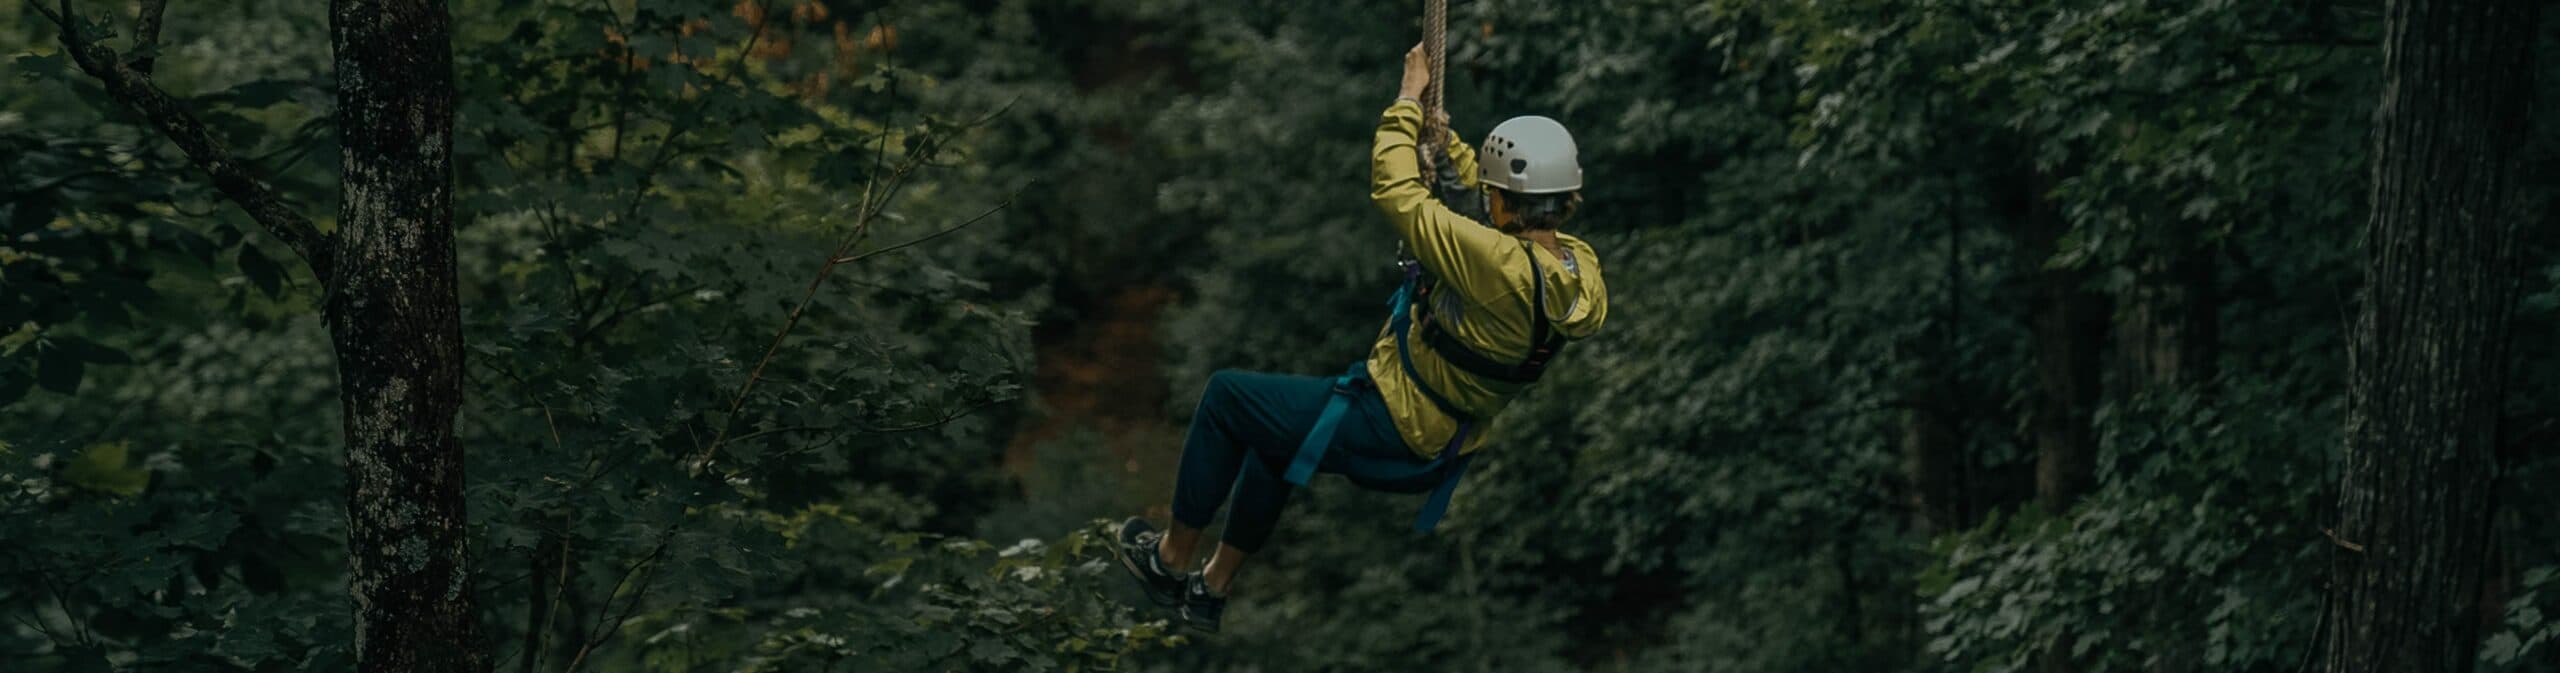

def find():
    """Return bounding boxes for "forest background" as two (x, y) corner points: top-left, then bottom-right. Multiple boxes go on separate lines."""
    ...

(4, 0), (2558, 671)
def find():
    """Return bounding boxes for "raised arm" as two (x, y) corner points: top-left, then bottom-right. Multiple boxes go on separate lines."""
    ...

(1373, 99), (1510, 295)
(1372, 45), (1510, 297)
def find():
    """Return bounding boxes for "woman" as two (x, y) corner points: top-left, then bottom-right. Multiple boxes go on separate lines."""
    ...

(1112, 43), (1610, 633)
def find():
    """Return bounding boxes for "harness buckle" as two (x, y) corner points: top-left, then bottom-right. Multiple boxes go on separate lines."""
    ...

(1328, 376), (1369, 396)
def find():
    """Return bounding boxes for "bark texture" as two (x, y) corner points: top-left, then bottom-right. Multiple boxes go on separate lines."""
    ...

(329, 1), (480, 672)
(2115, 249), (2217, 391)
(36, 1), (479, 670)
(1904, 200), (1973, 533)
(1899, 397), (1966, 533)
(2027, 269), (2108, 512)
(2012, 179), (2110, 513)
(2319, 0), (2538, 671)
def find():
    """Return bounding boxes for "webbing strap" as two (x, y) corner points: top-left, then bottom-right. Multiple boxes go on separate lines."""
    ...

(1283, 366), (1363, 486)
(1275, 360), (1473, 532)
(1270, 262), (1480, 532)
(1390, 262), (1481, 531)
(1412, 424), (1473, 533)
(1411, 240), (1570, 384)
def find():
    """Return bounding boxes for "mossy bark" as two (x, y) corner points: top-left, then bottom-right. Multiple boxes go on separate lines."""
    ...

(328, 1), (480, 671)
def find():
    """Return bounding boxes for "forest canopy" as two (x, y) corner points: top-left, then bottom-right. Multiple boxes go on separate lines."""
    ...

(2, 0), (2555, 672)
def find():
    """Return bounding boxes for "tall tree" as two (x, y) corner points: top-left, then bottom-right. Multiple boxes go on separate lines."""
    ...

(2320, 0), (2538, 671)
(1903, 189), (1975, 534)
(2011, 171), (2110, 513)
(326, 2), (476, 672)
(2114, 243), (2217, 391)
(31, 1), (480, 671)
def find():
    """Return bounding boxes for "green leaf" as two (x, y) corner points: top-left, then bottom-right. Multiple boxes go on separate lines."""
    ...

(968, 638), (1019, 664)
(37, 347), (84, 394)
(0, 369), (30, 407)
(14, 51), (67, 80)
(866, 556), (915, 579)
(729, 123), (768, 149)
(0, 323), (38, 354)
(165, 508), (241, 550)
(207, 78), (315, 109)
(239, 246), (285, 298)
(55, 336), (129, 364)
(63, 441), (149, 496)
(2484, 632), (2522, 664)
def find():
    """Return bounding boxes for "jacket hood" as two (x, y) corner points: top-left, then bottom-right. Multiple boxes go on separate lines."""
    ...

(1542, 233), (1608, 340)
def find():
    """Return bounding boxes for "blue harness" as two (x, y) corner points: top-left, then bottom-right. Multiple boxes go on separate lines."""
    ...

(1281, 248), (1562, 533)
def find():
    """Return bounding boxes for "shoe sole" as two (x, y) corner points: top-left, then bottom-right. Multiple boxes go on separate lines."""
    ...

(1177, 578), (1221, 634)
(1111, 528), (1179, 608)
(1179, 612), (1221, 635)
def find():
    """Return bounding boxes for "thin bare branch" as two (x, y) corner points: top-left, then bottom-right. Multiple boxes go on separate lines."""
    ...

(576, 283), (708, 345)
(831, 194), (1016, 265)
(33, 0), (334, 281)
(2323, 527), (2366, 554)
(724, 425), (832, 445)
(848, 398), (1006, 434)
(21, 168), (121, 193)
(22, 0), (61, 26)
(958, 96), (1022, 129)
(563, 536), (667, 673)
(685, 147), (1006, 475)
(615, 11), (773, 228)
(529, 535), (572, 673)
(681, 137), (949, 474)
(726, 396), (1006, 449)
(686, 244), (843, 475)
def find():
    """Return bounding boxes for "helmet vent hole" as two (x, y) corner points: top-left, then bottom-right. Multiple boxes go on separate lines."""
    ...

(1510, 159), (1529, 175)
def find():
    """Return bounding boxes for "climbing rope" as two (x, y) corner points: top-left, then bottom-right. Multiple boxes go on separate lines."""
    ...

(1405, 0), (1478, 264)
(1419, 0), (1448, 174)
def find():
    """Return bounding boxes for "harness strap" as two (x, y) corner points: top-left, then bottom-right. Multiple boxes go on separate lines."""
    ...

(1277, 263), (1480, 533)
(1399, 264), (1478, 532)
(1278, 361), (1474, 533)
(1412, 424), (1473, 533)
(1283, 366), (1364, 486)
(1412, 240), (1570, 384)
(1393, 262), (1478, 423)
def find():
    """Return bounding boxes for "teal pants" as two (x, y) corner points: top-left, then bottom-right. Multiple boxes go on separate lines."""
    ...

(1170, 369), (1436, 553)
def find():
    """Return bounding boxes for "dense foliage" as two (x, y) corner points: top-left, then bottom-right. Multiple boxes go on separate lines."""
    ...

(4, 0), (2555, 671)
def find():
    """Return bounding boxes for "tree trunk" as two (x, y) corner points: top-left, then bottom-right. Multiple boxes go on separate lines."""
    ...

(30, 1), (476, 668)
(2319, 0), (2537, 670)
(1900, 398), (1966, 533)
(329, 2), (480, 672)
(2027, 267), (2108, 512)
(1904, 194), (1973, 534)
(2115, 248), (2217, 391)
(2013, 178), (2110, 513)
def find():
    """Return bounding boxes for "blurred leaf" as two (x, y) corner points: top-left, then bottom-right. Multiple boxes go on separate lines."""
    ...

(64, 440), (149, 496)
(240, 245), (286, 298)
(38, 345), (85, 394)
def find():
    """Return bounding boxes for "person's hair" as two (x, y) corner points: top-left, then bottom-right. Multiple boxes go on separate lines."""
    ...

(1497, 189), (1581, 231)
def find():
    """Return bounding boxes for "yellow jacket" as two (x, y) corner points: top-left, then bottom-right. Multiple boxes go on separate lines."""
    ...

(1366, 100), (1610, 458)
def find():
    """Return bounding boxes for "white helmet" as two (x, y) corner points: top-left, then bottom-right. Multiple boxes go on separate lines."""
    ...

(1478, 115), (1582, 194)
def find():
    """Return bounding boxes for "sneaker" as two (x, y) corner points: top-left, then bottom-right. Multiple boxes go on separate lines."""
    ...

(1112, 517), (1184, 607)
(1177, 573), (1226, 634)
